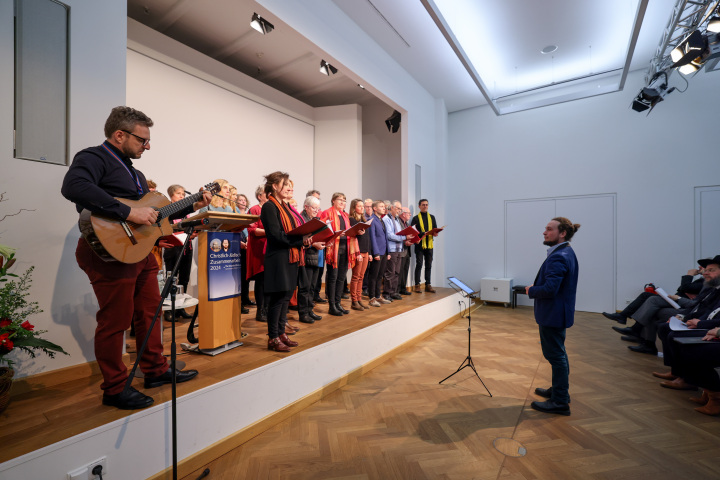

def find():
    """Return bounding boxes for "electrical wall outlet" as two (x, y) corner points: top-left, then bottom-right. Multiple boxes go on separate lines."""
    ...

(66, 456), (108, 480)
(87, 457), (108, 480)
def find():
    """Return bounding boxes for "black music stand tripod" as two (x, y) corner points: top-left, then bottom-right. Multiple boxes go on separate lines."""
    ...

(123, 220), (210, 480)
(439, 277), (492, 397)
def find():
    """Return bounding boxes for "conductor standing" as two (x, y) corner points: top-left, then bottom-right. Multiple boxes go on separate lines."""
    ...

(525, 217), (580, 416)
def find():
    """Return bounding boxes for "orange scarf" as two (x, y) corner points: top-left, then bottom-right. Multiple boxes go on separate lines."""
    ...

(320, 207), (358, 269)
(268, 194), (301, 264)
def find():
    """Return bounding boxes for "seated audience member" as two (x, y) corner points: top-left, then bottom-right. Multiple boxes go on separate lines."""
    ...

(616, 256), (720, 355)
(367, 201), (390, 307)
(348, 198), (370, 311)
(654, 326), (720, 415)
(603, 265), (705, 324)
(382, 201), (407, 302)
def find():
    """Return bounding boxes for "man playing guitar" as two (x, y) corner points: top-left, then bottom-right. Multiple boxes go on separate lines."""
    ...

(61, 106), (212, 410)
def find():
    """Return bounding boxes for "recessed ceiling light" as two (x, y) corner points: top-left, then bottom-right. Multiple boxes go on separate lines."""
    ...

(541, 45), (558, 54)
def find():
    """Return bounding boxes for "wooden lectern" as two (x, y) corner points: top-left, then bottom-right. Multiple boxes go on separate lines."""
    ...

(180, 211), (258, 355)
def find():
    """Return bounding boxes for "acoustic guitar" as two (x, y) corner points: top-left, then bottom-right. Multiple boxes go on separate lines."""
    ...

(79, 182), (220, 264)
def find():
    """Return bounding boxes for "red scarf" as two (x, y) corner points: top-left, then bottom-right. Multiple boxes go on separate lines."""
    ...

(320, 207), (358, 269)
(269, 194), (302, 264)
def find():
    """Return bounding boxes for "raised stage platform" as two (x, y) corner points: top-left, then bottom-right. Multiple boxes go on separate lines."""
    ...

(0, 288), (464, 479)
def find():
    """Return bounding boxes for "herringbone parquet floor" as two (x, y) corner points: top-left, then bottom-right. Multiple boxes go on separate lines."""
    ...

(184, 305), (720, 480)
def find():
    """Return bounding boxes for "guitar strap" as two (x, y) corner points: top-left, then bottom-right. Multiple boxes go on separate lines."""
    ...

(102, 141), (143, 196)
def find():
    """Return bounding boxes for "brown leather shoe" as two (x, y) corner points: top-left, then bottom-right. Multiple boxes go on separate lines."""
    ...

(357, 301), (369, 309)
(660, 378), (696, 390)
(425, 284), (436, 293)
(695, 391), (720, 415)
(689, 390), (710, 405)
(652, 371), (676, 380)
(268, 337), (291, 352)
(414, 285), (422, 293)
(351, 301), (364, 311)
(279, 333), (298, 347)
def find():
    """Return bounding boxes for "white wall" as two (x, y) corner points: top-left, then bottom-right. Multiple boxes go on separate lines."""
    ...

(127, 20), (316, 202)
(0, 0), (127, 376)
(445, 68), (720, 310)
(361, 101), (401, 202)
(314, 105), (362, 203)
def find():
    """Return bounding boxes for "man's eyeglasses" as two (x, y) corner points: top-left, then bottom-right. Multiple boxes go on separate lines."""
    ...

(122, 130), (151, 146)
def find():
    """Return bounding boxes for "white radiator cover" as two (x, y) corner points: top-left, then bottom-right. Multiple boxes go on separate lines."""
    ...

(480, 277), (514, 303)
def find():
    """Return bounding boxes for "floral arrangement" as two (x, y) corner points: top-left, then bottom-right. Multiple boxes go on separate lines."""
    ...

(0, 231), (68, 369)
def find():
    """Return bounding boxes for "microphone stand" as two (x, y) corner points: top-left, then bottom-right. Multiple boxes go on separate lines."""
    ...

(439, 282), (492, 397)
(123, 224), (198, 480)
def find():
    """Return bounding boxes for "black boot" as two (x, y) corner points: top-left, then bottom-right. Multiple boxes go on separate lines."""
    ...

(256, 306), (268, 322)
(328, 303), (344, 316)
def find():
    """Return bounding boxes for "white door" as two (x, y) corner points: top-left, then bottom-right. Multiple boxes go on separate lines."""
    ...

(695, 186), (720, 260)
(505, 195), (616, 313)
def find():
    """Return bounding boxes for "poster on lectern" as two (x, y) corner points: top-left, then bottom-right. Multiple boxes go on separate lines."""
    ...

(206, 232), (242, 301)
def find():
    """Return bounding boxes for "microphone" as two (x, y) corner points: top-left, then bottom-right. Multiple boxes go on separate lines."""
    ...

(181, 218), (210, 228)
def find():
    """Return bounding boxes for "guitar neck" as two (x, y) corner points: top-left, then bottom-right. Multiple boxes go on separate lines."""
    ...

(158, 191), (203, 220)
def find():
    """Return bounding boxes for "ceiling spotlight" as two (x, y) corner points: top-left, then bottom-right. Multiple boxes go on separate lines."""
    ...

(319, 60), (338, 76)
(251, 13), (274, 35)
(385, 110), (401, 133)
(670, 30), (705, 68)
(631, 71), (674, 114)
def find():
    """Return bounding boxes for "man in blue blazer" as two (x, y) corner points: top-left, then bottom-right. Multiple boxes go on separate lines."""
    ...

(525, 217), (580, 416)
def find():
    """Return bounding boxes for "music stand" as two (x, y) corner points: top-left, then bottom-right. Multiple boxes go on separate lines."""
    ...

(439, 276), (492, 397)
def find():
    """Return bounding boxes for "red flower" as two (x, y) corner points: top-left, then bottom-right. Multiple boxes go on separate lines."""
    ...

(0, 332), (13, 352)
(0, 318), (11, 328)
(20, 320), (34, 331)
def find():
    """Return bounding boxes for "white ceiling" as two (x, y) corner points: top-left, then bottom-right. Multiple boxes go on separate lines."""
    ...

(128, 0), (679, 113)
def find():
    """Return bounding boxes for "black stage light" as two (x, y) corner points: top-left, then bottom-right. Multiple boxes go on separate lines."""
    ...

(631, 71), (674, 114)
(319, 60), (338, 76)
(251, 13), (274, 35)
(670, 30), (706, 73)
(385, 110), (401, 133)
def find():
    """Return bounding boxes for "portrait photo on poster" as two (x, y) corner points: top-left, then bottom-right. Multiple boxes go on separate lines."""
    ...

(207, 231), (242, 301)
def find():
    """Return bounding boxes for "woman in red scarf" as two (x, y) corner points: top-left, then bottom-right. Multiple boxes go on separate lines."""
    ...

(260, 172), (312, 352)
(247, 185), (268, 322)
(320, 193), (358, 316)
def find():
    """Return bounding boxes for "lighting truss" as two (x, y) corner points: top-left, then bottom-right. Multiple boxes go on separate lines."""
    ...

(646, 0), (718, 83)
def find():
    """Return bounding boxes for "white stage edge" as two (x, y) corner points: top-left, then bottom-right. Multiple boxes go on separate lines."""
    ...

(0, 292), (463, 480)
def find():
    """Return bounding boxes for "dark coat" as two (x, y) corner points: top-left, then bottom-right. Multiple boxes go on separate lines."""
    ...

(301, 210), (320, 267)
(369, 213), (388, 256)
(528, 243), (579, 329)
(261, 199), (304, 293)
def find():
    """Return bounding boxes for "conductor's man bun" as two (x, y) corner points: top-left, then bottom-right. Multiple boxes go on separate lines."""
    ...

(552, 217), (580, 242)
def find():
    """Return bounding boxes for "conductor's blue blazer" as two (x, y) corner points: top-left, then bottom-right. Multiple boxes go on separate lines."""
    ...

(528, 243), (579, 329)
